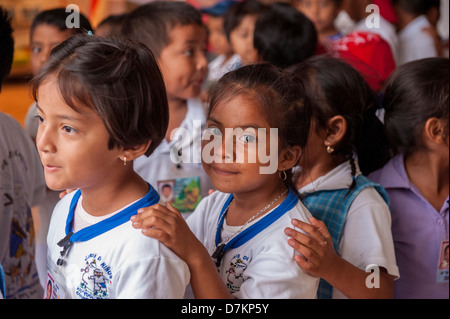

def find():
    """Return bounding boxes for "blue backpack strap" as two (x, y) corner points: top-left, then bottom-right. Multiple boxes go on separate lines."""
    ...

(302, 175), (390, 299)
(0, 263), (5, 298)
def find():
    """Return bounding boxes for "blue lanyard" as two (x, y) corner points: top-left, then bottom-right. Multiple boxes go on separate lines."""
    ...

(212, 187), (298, 265)
(56, 184), (159, 266)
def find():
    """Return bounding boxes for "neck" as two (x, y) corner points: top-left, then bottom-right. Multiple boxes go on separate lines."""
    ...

(166, 96), (188, 141)
(404, 150), (449, 210)
(80, 170), (149, 217)
(296, 153), (346, 189)
(226, 180), (287, 226)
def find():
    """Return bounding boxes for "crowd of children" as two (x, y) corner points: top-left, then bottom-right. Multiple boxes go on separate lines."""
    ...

(0, 0), (448, 300)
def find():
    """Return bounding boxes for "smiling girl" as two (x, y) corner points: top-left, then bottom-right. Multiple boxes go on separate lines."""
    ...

(131, 63), (319, 298)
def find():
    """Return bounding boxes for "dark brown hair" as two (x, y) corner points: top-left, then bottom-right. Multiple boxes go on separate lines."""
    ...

(383, 57), (449, 156)
(287, 55), (390, 181)
(122, 1), (204, 58)
(32, 34), (169, 156)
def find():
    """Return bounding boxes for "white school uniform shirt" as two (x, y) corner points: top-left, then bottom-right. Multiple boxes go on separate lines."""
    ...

(46, 190), (190, 299)
(298, 161), (399, 299)
(186, 190), (319, 299)
(0, 112), (46, 299)
(397, 15), (438, 65)
(134, 98), (213, 203)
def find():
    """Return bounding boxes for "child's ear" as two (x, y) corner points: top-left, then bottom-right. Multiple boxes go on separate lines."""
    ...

(278, 145), (303, 171)
(120, 140), (152, 164)
(324, 115), (347, 148)
(424, 117), (448, 146)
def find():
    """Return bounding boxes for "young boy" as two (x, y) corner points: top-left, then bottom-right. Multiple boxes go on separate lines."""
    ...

(392, 0), (439, 65)
(295, 0), (343, 44)
(201, 0), (241, 97)
(0, 7), (47, 299)
(26, 8), (92, 141)
(122, 1), (213, 216)
(223, 0), (268, 66)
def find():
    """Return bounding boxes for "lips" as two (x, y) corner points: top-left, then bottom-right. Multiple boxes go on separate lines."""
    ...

(43, 164), (61, 173)
(210, 165), (238, 176)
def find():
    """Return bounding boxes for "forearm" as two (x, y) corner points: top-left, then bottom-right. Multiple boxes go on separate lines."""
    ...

(323, 256), (394, 299)
(187, 245), (233, 299)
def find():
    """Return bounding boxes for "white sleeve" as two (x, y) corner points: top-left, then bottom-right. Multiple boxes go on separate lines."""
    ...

(338, 187), (399, 276)
(236, 229), (318, 299)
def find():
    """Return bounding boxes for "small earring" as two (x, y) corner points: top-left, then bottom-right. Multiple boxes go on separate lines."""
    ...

(326, 145), (334, 154)
(280, 170), (287, 182)
(123, 156), (127, 166)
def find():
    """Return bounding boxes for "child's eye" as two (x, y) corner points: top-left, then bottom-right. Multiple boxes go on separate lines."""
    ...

(62, 125), (76, 134)
(31, 46), (42, 54)
(35, 115), (44, 124)
(239, 134), (257, 143)
(184, 49), (194, 56)
(205, 126), (222, 136)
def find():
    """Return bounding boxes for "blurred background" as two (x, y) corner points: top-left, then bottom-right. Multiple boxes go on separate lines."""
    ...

(0, 0), (448, 126)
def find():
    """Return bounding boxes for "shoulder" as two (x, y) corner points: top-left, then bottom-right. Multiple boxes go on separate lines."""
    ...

(186, 191), (230, 238)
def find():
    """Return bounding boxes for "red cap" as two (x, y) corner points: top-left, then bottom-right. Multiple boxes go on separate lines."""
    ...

(330, 31), (396, 92)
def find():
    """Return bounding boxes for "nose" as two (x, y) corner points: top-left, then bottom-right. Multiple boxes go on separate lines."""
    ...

(197, 49), (208, 73)
(36, 123), (56, 155)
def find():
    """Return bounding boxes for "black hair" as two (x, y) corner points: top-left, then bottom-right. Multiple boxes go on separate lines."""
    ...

(208, 63), (312, 194)
(254, 2), (317, 69)
(0, 7), (14, 91)
(392, 0), (435, 15)
(30, 8), (92, 38)
(122, 1), (204, 58)
(32, 35), (169, 156)
(95, 13), (128, 38)
(223, 0), (269, 41)
(287, 55), (390, 184)
(383, 57), (449, 157)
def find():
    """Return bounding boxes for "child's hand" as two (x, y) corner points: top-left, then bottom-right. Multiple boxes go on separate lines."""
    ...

(130, 203), (203, 265)
(59, 188), (76, 199)
(284, 217), (337, 279)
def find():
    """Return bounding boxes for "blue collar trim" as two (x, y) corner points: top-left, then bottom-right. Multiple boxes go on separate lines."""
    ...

(64, 183), (159, 243)
(214, 188), (298, 252)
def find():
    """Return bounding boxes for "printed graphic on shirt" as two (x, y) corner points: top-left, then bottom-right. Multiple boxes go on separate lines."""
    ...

(76, 253), (112, 299)
(225, 253), (249, 294)
(1, 150), (41, 298)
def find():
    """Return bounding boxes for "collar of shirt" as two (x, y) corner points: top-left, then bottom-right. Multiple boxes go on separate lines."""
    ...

(298, 159), (362, 195)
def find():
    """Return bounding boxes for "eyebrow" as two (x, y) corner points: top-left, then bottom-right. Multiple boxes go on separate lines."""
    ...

(36, 102), (85, 122)
(208, 117), (261, 130)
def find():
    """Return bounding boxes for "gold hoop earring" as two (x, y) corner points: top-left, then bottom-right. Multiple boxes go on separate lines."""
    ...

(123, 156), (127, 166)
(326, 145), (335, 154)
(280, 170), (287, 182)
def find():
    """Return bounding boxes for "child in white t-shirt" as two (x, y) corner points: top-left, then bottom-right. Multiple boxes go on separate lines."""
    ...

(132, 64), (319, 298)
(34, 35), (189, 299)
(285, 56), (399, 299)
(123, 2), (214, 215)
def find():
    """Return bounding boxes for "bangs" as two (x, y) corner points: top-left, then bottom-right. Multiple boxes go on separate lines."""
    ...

(32, 67), (95, 115)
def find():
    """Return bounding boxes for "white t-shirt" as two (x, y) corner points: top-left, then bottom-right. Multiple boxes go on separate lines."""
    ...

(205, 53), (241, 88)
(186, 190), (319, 299)
(46, 189), (190, 299)
(298, 161), (399, 299)
(134, 98), (213, 214)
(0, 112), (46, 299)
(397, 15), (438, 65)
